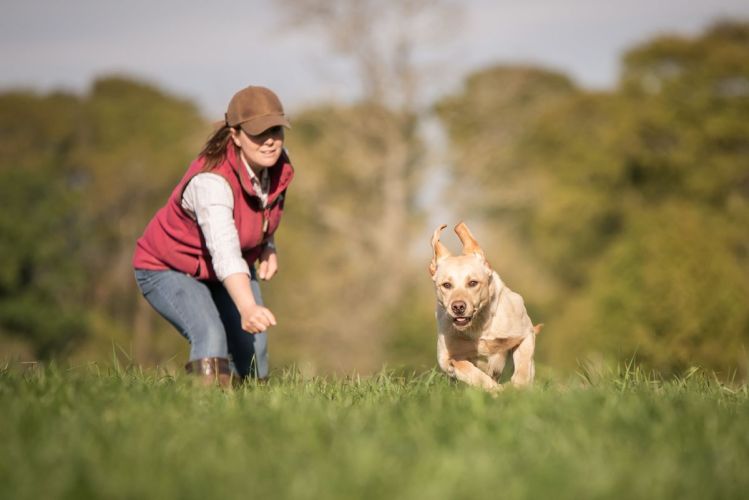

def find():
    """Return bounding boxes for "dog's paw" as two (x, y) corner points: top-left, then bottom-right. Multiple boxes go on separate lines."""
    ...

(510, 374), (534, 388)
(482, 380), (502, 393)
(486, 383), (505, 398)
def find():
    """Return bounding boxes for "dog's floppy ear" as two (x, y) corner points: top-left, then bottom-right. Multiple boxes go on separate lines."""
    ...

(454, 222), (485, 259)
(429, 224), (451, 276)
(455, 221), (492, 271)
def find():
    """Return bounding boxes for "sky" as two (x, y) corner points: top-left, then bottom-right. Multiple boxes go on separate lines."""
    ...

(2, 0), (749, 118)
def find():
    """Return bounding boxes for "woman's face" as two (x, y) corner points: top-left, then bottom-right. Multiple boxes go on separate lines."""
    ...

(231, 126), (285, 172)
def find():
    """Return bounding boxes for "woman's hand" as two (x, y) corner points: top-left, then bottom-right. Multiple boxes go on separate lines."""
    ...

(239, 304), (277, 334)
(222, 273), (276, 334)
(258, 245), (278, 280)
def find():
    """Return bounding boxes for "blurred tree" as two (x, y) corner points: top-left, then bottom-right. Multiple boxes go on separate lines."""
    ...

(565, 20), (749, 375)
(0, 91), (89, 357)
(71, 77), (206, 363)
(0, 78), (206, 362)
(267, 99), (428, 373)
(435, 66), (578, 214)
(269, 0), (457, 372)
(551, 202), (749, 374)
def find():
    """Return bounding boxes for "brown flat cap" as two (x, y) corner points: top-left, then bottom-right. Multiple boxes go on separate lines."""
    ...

(225, 86), (291, 136)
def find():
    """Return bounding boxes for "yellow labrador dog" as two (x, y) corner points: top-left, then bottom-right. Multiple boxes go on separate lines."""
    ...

(429, 222), (542, 391)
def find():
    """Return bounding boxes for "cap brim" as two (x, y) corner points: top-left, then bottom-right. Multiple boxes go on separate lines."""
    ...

(239, 114), (291, 136)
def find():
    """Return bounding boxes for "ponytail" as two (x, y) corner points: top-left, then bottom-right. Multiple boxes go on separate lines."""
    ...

(199, 124), (236, 171)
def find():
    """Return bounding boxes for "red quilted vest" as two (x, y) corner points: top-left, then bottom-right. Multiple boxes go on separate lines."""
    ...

(132, 143), (294, 281)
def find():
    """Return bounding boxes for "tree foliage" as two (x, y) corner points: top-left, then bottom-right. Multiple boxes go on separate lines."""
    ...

(0, 78), (205, 360)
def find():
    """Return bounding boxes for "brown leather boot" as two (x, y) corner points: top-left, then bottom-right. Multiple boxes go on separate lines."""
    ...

(184, 357), (238, 389)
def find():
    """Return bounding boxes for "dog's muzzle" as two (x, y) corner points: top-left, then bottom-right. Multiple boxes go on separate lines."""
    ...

(450, 300), (473, 327)
(453, 316), (471, 326)
(452, 316), (471, 327)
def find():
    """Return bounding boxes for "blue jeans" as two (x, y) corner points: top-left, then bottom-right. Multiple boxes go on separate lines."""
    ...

(134, 268), (268, 378)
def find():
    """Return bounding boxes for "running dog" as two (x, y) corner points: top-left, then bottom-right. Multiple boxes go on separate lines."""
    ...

(429, 222), (542, 391)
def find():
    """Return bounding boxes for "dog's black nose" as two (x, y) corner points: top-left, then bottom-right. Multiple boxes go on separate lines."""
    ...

(451, 301), (466, 315)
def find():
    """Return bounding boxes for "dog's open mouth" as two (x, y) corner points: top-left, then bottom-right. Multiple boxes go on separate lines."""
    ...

(452, 316), (472, 327)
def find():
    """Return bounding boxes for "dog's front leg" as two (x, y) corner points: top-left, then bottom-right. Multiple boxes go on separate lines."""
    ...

(510, 334), (535, 387)
(449, 359), (501, 391)
(487, 351), (508, 379)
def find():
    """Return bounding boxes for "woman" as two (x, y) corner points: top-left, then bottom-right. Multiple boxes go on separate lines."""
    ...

(133, 85), (294, 387)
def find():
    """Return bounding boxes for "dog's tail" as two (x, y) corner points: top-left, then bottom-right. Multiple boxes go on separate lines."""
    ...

(533, 323), (544, 336)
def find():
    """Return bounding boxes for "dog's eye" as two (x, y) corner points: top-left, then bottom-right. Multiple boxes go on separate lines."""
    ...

(467, 280), (479, 288)
(441, 282), (452, 289)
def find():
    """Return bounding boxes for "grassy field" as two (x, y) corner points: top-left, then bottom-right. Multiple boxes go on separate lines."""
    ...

(1, 364), (747, 500)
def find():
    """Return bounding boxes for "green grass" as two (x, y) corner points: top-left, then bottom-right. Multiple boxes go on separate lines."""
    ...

(1, 364), (747, 500)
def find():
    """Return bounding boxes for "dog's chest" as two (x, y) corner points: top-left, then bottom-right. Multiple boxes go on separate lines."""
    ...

(479, 336), (525, 355)
(446, 334), (525, 361)
(444, 335), (479, 360)
(445, 334), (524, 361)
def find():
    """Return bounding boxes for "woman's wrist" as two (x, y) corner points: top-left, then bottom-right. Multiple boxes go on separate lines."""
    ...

(237, 296), (257, 311)
(222, 273), (257, 312)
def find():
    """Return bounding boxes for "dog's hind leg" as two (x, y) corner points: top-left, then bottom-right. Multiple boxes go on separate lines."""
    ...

(510, 334), (536, 387)
(449, 359), (501, 391)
